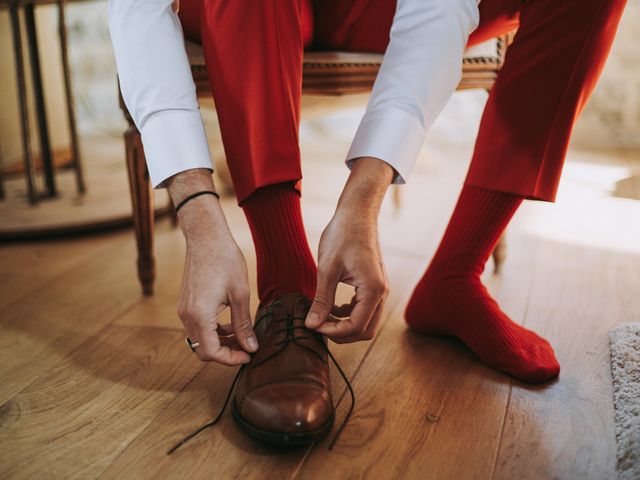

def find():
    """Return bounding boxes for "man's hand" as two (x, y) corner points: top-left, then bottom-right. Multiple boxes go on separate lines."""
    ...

(167, 169), (258, 365)
(305, 158), (394, 343)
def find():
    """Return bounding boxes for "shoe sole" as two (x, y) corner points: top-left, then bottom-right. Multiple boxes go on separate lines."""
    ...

(231, 401), (335, 446)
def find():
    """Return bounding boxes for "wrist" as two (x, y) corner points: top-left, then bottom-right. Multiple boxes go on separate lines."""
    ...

(165, 169), (228, 241)
(337, 157), (394, 219)
(166, 168), (217, 205)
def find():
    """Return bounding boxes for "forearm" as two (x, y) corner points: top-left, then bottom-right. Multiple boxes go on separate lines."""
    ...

(335, 157), (394, 222)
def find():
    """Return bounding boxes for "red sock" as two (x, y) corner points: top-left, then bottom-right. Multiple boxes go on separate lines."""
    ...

(405, 185), (560, 383)
(241, 183), (317, 304)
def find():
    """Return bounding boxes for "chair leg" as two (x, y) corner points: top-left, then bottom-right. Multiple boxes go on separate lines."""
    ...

(57, 0), (85, 195)
(10, 5), (38, 204)
(25, 4), (56, 198)
(492, 233), (507, 274)
(124, 120), (156, 296)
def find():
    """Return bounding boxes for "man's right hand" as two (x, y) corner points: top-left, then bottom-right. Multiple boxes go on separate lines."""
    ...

(167, 169), (258, 366)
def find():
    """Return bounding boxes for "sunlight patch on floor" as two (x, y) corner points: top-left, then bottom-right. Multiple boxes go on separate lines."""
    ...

(517, 152), (640, 255)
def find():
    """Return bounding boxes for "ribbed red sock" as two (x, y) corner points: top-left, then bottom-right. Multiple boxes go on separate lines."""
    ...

(405, 185), (560, 383)
(241, 183), (317, 304)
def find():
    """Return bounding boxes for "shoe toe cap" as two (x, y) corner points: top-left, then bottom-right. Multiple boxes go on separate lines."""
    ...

(238, 382), (333, 435)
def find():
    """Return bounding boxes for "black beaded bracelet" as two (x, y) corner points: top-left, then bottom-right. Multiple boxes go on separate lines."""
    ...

(174, 190), (220, 213)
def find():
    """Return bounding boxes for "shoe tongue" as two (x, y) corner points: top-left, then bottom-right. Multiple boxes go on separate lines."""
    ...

(253, 295), (313, 346)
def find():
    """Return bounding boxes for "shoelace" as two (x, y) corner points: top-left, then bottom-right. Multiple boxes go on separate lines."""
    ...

(167, 304), (355, 455)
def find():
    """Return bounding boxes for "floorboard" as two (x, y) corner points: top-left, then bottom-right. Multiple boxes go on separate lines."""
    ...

(1, 134), (636, 478)
(100, 252), (413, 480)
(296, 232), (536, 480)
(0, 238), (142, 406)
(0, 231), (126, 311)
(0, 325), (200, 479)
(492, 242), (640, 480)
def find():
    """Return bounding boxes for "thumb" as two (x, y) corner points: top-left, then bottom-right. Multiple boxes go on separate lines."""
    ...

(230, 290), (258, 353)
(306, 267), (339, 329)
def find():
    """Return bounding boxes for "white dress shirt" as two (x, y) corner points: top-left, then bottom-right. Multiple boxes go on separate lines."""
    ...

(109, 0), (479, 188)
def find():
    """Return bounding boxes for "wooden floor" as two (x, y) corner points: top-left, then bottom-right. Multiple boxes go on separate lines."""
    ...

(1, 113), (639, 479)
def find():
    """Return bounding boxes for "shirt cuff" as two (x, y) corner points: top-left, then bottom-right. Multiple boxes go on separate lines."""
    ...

(346, 107), (425, 184)
(139, 109), (213, 188)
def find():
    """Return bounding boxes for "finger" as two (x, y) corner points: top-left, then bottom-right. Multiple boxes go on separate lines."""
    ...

(315, 317), (357, 338)
(209, 344), (251, 366)
(339, 281), (389, 343)
(363, 296), (385, 339)
(230, 289), (258, 353)
(216, 324), (242, 349)
(331, 295), (356, 318)
(189, 319), (221, 362)
(189, 315), (249, 364)
(328, 298), (385, 344)
(216, 323), (235, 337)
(306, 266), (340, 329)
(315, 286), (381, 339)
(219, 337), (242, 349)
(347, 279), (387, 334)
(193, 330), (250, 365)
(182, 321), (203, 354)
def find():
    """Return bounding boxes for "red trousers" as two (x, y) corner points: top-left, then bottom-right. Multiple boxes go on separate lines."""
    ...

(180, 0), (625, 203)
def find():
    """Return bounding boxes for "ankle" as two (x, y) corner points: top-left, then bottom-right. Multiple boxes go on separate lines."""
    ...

(242, 182), (317, 305)
(417, 263), (479, 291)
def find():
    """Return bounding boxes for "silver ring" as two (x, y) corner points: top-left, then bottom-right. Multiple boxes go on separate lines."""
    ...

(185, 337), (200, 353)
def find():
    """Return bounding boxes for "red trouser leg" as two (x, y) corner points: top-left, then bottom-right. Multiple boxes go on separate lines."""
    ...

(180, 1), (317, 304)
(315, 0), (625, 202)
(181, 0), (624, 204)
(466, 0), (627, 201)
(177, 0), (518, 204)
(179, 0), (313, 204)
(312, 0), (519, 54)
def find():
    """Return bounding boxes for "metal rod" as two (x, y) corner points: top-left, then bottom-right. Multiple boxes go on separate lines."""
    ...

(10, 4), (38, 204)
(25, 3), (57, 198)
(58, 0), (85, 194)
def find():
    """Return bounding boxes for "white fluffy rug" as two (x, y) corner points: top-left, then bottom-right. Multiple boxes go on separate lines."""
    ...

(610, 323), (640, 480)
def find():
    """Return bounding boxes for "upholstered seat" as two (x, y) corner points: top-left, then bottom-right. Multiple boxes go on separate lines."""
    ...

(120, 35), (513, 295)
(186, 38), (509, 97)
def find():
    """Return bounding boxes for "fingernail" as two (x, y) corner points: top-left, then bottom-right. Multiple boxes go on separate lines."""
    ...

(247, 336), (258, 351)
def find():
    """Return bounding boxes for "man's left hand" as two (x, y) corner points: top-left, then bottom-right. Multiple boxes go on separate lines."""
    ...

(305, 157), (394, 343)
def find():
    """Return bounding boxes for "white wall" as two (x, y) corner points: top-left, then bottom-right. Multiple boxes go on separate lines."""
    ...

(571, 0), (640, 149)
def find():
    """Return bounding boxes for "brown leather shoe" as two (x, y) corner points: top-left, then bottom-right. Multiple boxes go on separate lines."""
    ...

(232, 294), (334, 446)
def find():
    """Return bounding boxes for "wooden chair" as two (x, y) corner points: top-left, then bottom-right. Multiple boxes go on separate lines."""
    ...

(120, 34), (514, 295)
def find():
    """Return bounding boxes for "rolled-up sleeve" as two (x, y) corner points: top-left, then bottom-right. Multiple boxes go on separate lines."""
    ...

(109, 0), (213, 188)
(346, 0), (480, 184)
